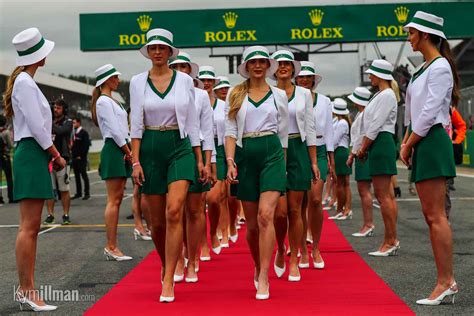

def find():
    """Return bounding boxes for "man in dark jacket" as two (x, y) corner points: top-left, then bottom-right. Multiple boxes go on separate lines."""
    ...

(44, 99), (73, 225)
(71, 117), (91, 200)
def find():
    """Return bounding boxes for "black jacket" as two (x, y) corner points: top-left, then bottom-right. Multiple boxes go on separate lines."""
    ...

(72, 128), (91, 160)
(52, 116), (73, 160)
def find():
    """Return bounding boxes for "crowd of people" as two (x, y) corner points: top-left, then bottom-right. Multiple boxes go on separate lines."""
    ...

(2, 10), (464, 312)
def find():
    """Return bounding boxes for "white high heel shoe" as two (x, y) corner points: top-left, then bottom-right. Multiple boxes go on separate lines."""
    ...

(104, 248), (133, 261)
(173, 274), (184, 282)
(273, 248), (286, 278)
(368, 242), (400, 257)
(337, 210), (353, 220)
(328, 212), (343, 220)
(133, 228), (152, 241)
(230, 233), (238, 243)
(212, 244), (222, 255)
(256, 285), (270, 300)
(16, 292), (57, 312)
(288, 267), (301, 282)
(416, 282), (458, 305)
(159, 284), (175, 303)
(352, 226), (375, 237)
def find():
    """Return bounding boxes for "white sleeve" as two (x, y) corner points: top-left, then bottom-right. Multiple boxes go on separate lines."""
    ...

(365, 93), (396, 140)
(277, 91), (289, 149)
(130, 77), (144, 139)
(325, 102), (335, 152)
(224, 88), (238, 139)
(304, 90), (317, 146)
(412, 66), (453, 137)
(200, 95), (214, 152)
(404, 86), (412, 127)
(97, 99), (126, 147)
(16, 80), (53, 149)
(185, 80), (200, 147)
(333, 120), (348, 147)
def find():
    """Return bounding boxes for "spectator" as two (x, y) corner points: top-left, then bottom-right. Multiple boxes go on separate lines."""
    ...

(0, 115), (14, 204)
(44, 99), (73, 225)
(71, 117), (91, 200)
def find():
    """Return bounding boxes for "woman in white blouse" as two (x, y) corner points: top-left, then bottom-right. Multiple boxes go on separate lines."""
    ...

(5, 28), (65, 312)
(329, 99), (353, 220)
(91, 64), (133, 263)
(358, 59), (399, 257)
(169, 53), (213, 283)
(271, 51), (318, 281)
(295, 61), (335, 269)
(225, 46), (288, 300)
(401, 11), (458, 305)
(130, 28), (205, 303)
(346, 87), (375, 237)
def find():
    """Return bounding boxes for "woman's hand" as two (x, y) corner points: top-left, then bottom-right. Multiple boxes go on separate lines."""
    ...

(226, 159), (239, 184)
(132, 164), (145, 186)
(400, 143), (413, 167)
(311, 163), (321, 183)
(357, 149), (367, 161)
(210, 164), (218, 187)
(197, 161), (206, 184)
(53, 156), (66, 171)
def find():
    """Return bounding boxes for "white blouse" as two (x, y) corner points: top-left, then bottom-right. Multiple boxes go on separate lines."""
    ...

(362, 89), (397, 140)
(405, 57), (453, 137)
(243, 92), (278, 134)
(313, 93), (335, 151)
(96, 95), (129, 147)
(194, 87), (214, 152)
(143, 74), (178, 127)
(12, 72), (53, 150)
(333, 119), (350, 148)
(213, 98), (226, 146)
(288, 90), (299, 134)
(350, 111), (364, 154)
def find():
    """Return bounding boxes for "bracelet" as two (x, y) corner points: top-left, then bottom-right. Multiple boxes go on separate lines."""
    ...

(132, 161), (141, 168)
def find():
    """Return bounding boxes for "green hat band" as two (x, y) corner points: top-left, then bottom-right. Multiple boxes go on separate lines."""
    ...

(410, 17), (443, 32)
(244, 50), (269, 62)
(273, 53), (294, 61)
(300, 66), (315, 73)
(17, 37), (45, 56)
(334, 106), (347, 111)
(147, 35), (173, 46)
(97, 68), (118, 81)
(199, 70), (216, 77)
(353, 92), (370, 101)
(369, 65), (392, 75)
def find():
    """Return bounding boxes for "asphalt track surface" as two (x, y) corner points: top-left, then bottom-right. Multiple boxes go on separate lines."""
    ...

(0, 166), (472, 315)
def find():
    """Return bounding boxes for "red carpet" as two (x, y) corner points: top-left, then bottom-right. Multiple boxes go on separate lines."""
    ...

(86, 214), (413, 315)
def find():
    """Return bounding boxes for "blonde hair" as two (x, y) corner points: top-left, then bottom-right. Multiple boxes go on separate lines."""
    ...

(2, 66), (25, 118)
(228, 79), (249, 119)
(90, 87), (101, 126)
(391, 80), (401, 103)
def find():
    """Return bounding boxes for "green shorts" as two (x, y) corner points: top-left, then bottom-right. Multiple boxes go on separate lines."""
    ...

(140, 130), (195, 195)
(215, 138), (227, 181)
(286, 137), (311, 191)
(13, 138), (54, 201)
(99, 138), (132, 180)
(411, 124), (456, 183)
(334, 147), (352, 176)
(189, 148), (211, 193)
(369, 132), (397, 176)
(317, 145), (329, 182)
(236, 134), (286, 201)
(355, 156), (371, 182)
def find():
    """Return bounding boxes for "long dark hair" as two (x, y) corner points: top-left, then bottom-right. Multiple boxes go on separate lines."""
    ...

(428, 34), (460, 106)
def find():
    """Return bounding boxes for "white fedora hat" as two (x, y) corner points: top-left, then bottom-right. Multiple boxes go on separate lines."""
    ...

(297, 61), (323, 88)
(168, 51), (199, 79)
(238, 46), (278, 79)
(365, 59), (394, 81)
(332, 98), (349, 115)
(213, 76), (231, 90)
(404, 11), (446, 40)
(140, 28), (179, 59)
(12, 28), (55, 67)
(271, 50), (301, 80)
(198, 66), (220, 84)
(348, 87), (371, 106)
(94, 64), (121, 87)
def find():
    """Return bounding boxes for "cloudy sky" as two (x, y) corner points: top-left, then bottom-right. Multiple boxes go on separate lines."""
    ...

(0, 0), (455, 96)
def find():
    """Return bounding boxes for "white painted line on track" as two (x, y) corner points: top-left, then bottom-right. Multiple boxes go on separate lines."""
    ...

(373, 202), (381, 209)
(396, 197), (474, 202)
(38, 225), (61, 235)
(0, 224), (20, 228)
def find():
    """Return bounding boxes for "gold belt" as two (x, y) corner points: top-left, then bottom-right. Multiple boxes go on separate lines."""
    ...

(145, 124), (179, 131)
(288, 133), (301, 139)
(242, 131), (274, 138)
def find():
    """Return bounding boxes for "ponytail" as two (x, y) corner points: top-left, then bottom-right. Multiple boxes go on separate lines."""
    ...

(390, 80), (401, 103)
(90, 87), (101, 126)
(2, 66), (25, 118)
(429, 34), (460, 106)
(228, 79), (249, 120)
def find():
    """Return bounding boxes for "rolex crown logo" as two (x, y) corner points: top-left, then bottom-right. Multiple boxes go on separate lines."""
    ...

(137, 15), (152, 32)
(223, 12), (238, 29)
(308, 9), (324, 26)
(394, 6), (409, 24)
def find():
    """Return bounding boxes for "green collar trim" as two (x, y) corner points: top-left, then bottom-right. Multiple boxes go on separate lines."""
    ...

(288, 86), (296, 103)
(313, 93), (318, 108)
(411, 56), (443, 83)
(100, 94), (125, 111)
(248, 90), (272, 107)
(212, 98), (217, 110)
(147, 70), (177, 99)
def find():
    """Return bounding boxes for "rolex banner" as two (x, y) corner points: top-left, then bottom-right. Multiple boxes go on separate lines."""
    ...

(79, 2), (473, 51)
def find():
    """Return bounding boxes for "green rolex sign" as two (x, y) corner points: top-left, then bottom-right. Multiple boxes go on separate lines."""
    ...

(79, 2), (473, 51)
